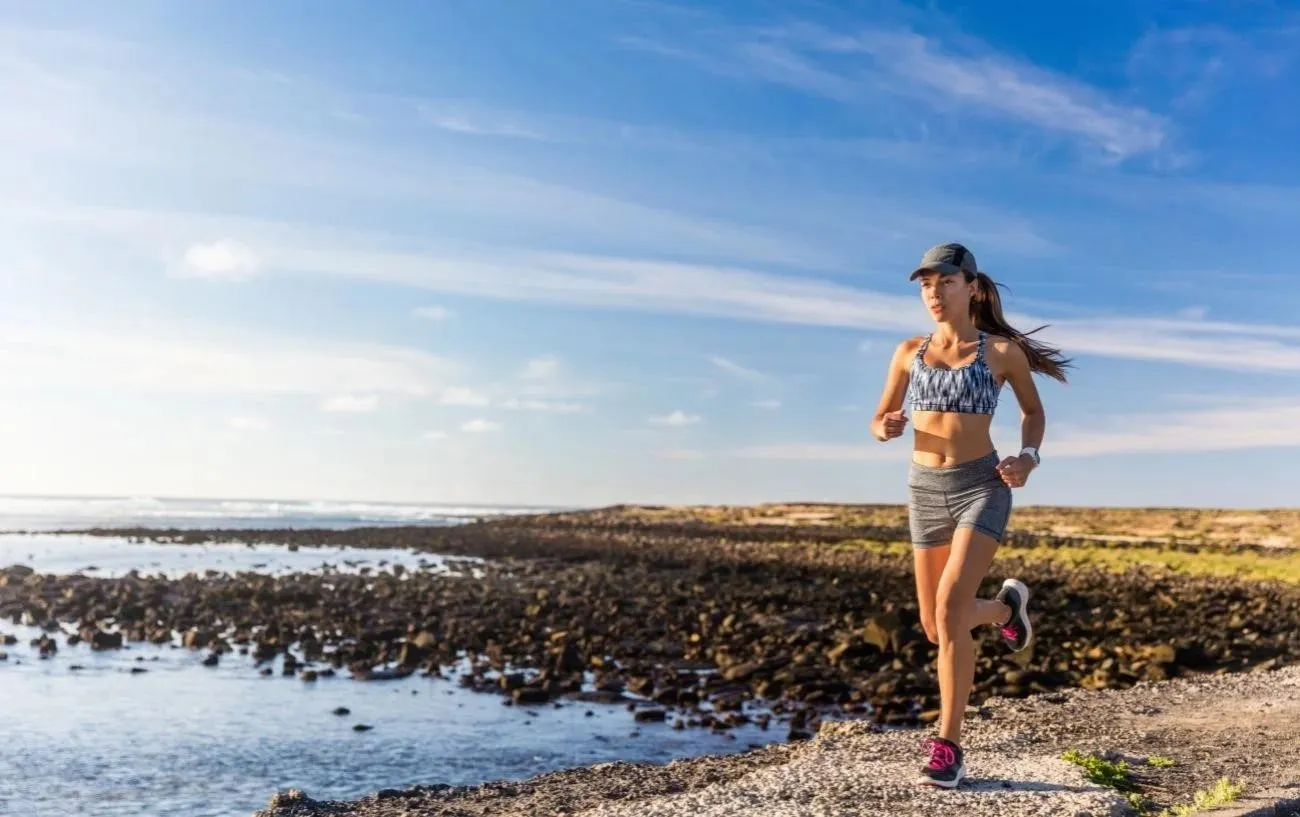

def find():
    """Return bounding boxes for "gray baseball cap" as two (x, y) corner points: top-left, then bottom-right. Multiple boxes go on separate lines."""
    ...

(909, 242), (978, 280)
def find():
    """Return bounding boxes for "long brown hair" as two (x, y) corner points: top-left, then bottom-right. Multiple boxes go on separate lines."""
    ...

(968, 271), (1073, 383)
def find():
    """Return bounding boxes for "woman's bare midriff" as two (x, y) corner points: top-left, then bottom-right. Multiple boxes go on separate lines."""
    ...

(909, 410), (997, 467)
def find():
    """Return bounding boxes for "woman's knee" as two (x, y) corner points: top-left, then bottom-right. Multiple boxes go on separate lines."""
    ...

(935, 589), (972, 641)
(920, 617), (939, 645)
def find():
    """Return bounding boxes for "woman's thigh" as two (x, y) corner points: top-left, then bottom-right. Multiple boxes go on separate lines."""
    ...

(913, 544), (951, 641)
(936, 526), (1002, 628)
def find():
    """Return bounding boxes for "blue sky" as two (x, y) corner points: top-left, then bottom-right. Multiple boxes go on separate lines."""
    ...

(1, 0), (1298, 508)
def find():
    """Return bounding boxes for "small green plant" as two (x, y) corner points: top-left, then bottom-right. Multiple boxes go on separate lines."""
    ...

(1126, 791), (1152, 812)
(1159, 778), (1246, 817)
(1061, 749), (1136, 792)
(1146, 756), (1176, 768)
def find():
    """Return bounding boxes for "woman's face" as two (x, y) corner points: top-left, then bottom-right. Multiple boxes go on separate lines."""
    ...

(917, 272), (975, 322)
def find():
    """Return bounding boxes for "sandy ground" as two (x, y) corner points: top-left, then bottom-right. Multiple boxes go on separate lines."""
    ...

(255, 663), (1300, 817)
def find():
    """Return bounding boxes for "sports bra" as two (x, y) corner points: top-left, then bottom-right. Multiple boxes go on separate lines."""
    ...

(907, 331), (1001, 415)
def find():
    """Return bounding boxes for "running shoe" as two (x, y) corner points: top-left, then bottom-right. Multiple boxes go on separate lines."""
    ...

(917, 737), (965, 788)
(995, 578), (1033, 652)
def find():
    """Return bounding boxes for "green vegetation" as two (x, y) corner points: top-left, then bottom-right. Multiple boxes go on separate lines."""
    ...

(1162, 778), (1246, 816)
(1062, 749), (1136, 792)
(835, 537), (1300, 583)
(1015, 543), (1300, 584)
(1062, 749), (1244, 817)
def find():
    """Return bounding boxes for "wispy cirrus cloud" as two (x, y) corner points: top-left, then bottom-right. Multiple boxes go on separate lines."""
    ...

(707, 354), (766, 380)
(0, 321), (457, 397)
(626, 21), (1168, 159)
(416, 101), (548, 141)
(737, 398), (1300, 461)
(24, 203), (1300, 374)
(1128, 22), (1300, 111)
(736, 442), (903, 462)
(438, 385), (586, 413)
(497, 398), (586, 413)
(1049, 399), (1300, 457)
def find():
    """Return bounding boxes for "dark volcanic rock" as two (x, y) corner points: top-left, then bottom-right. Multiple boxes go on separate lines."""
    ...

(5, 515), (1300, 734)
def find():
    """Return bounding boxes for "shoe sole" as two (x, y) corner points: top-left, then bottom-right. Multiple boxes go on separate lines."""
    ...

(1002, 578), (1033, 651)
(916, 763), (966, 788)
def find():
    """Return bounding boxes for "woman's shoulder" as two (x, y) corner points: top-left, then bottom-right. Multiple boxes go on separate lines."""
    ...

(981, 333), (1029, 362)
(890, 335), (928, 359)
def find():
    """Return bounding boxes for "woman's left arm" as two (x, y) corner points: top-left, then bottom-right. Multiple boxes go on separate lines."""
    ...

(996, 339), (1045, 487)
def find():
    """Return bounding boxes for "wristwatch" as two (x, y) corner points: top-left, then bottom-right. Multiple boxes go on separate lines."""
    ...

(1019, 446), (1040, 466)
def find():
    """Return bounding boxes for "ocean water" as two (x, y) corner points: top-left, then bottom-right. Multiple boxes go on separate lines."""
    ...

(0, 533), (477, 580)
(0, 532), (780, 817)
(0, 494), (564, 532)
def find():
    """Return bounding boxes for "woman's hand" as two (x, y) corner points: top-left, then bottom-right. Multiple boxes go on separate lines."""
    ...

(996, 454), (1035, 487)
(877, 409), (908, 441)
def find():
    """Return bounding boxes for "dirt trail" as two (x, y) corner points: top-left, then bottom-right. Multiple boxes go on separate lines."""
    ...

(255, 663), (1300, 817)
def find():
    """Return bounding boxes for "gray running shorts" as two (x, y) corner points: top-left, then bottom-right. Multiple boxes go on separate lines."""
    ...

(907, 450), (1012, 549)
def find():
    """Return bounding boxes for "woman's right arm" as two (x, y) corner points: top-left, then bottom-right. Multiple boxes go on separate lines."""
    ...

(869, 339), (913, 442)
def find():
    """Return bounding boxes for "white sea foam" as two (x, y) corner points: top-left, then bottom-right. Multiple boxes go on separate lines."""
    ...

(0, 494), (569, 530)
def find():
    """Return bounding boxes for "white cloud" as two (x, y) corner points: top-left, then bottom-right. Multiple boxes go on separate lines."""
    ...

(0, 323), (457, 396)
(414, 305), (454, 321)
(228, 416), (269, 432)
(439, 386), (492, 407)
(1050, 399), (1300, 457)
(837, 29), (1168, 159)
(707, 354), (765, 380)
(736, 442), (904, 461)
(630, 23), (1167, 159)
(422, 429), (449, 441)
(497, 398), (586, 413)
(461, 418), (501, 433)
(1177, 305), (1209, 320)
(750, 399), (782, 410)
(176, 239), (261, 281)
(435, 387), (585, 412)
(416, 102), (547, 141)
(320, 394), (379, 413)
(736, 398), (1300, 461)
(20, 206), (1300, 374)
(650, 410), (701, 427)
(522, 355), (560, 379)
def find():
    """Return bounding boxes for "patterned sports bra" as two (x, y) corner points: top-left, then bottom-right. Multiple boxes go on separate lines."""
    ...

(907, 331), (1001, 414)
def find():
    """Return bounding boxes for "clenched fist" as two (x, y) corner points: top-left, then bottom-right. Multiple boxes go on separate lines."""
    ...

(996, 455), (1035, 488)
(877, 410), (908, 441)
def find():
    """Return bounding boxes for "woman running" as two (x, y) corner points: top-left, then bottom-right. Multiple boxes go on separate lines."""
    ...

(869, 242), (1072, 788)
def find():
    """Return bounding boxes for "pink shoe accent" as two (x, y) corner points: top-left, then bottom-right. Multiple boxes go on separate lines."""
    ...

(923, 738), (958, 770)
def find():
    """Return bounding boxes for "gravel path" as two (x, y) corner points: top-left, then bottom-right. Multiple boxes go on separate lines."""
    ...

(255, 663), (1300, 817)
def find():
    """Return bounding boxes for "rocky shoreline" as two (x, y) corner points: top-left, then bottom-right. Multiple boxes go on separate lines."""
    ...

(4, 515), (1299, 739)
(253, 661), (1300, 817)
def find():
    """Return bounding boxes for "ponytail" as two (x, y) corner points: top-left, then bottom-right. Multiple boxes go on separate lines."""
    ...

(969, 271), (1073, 383)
